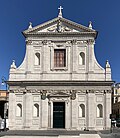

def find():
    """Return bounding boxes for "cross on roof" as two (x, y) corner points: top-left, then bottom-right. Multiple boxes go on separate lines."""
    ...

(58, 6), (63, 18)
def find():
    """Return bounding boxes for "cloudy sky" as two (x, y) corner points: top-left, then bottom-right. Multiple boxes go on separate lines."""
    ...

(0, 0), (120, 88)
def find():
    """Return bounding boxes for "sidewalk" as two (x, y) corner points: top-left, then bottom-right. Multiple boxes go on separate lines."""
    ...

(0, 130), (101, 138)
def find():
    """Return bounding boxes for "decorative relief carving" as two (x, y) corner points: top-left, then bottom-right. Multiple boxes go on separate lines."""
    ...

(89, 90), (95, 93)
(106, 90), (112, 93)
(56, 20), (73, 33)
(47, 21), (73, 33)
(77, 40), (87, 45)
(78, 90), (86, 93)
(47, 25), (57, 32)
(71, 39), (77, 45)
(87, 39), (95, 45)
(32, 41), (42, 45)
(41, 90), (47, 100)
(66, 41), (72, 45)
(26, 40), (32, 45)
(70, 90), (76, 100)
(86, 90), (105, 94)
(42, 40), (52, 45)
(42, 40), (48, 45)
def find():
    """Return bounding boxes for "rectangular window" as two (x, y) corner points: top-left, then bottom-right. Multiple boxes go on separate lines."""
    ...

(54, 49), (66, 67)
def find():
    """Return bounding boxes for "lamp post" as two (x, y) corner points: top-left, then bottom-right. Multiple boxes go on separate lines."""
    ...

(1, 76), (8, 131)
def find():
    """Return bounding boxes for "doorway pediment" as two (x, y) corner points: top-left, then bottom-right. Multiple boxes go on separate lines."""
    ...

(48, 91), (70, 98)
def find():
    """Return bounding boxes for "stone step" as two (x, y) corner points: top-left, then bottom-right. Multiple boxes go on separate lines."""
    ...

(0, 134), (101, 138)
(79, 134), (101, 138)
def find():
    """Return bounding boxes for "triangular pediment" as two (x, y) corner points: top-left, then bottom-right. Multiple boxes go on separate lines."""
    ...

(23, 17), (97, 35)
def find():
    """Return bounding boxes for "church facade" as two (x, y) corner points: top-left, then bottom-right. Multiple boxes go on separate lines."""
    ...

(8, 8), (113, 130)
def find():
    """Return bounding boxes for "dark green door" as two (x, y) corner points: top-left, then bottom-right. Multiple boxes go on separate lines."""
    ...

(53, 102), (65, 128)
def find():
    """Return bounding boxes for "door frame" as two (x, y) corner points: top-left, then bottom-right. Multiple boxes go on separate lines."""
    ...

(52, 101), (66, 129)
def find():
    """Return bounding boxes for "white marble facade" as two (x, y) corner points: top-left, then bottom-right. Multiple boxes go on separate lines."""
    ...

(8, 9), (113, 130)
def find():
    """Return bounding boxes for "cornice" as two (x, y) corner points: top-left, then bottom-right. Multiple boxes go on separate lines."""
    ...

(23, 32), (97, 39)
(7, 80), (114, 86)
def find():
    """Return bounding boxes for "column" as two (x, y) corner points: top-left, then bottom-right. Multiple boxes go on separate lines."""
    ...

(48, 101), (51, 128)
(23, 92), (32, 128)
(65, 99), (71, 129)
(86, 91), (89, 130)
(8, 92), (16, 129)
(71, 99), (78, 129)
(88, 91), (96, 129)
(72, 40), (77, 73)
(41, 98), (48, 128)
(105, 91), (111, 129)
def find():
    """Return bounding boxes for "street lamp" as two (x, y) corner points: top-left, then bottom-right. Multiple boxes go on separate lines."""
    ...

(1, 76), (8, 131)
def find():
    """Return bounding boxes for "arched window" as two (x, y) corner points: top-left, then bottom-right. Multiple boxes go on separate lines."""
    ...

(35, 52), (40, 65)
(97, 104), (103, 117)
(16, 104), (22, 117)
(79, 52), (85, 65)
(33, 104), (39, 117)
(79, 104), (85, 117)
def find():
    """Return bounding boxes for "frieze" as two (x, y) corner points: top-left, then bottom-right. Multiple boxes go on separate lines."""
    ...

(49, 97), (70, 103)
(11, 89), (111, 95)
(87, 39), (95, 45)
(70, 90), (76, 100)
(66, 41), (72, 45)
(32, 41), (42, 45)
(77, 90), (86, 94)
(71, 39), (77, 45)
(26, 40), (32, 45)
(42, 40), (48, 45)
(77, 40), (87, 45)
(42, 40), (52, 45)
(105, 90), (112, 93)
(41, 90), (47, 100)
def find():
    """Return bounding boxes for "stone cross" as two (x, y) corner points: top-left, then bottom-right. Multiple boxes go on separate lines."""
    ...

(58, 6), (63, 18)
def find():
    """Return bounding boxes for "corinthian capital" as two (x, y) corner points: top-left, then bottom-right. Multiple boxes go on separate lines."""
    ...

(87, 39), (95, 45)
(71, 39), (77, 45)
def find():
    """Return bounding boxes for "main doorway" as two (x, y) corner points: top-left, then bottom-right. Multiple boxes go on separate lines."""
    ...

(53, 102), (65, 128)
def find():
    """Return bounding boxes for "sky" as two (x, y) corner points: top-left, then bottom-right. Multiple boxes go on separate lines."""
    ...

(0, 0), (120, 89)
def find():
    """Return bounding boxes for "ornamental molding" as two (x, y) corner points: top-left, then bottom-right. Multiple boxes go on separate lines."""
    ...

(70, 90), (77, 100)
(87, 39), (95, 45)
(47, 23), (73, 33)
(71, 39), (77, 45)
(23, 17), (97, 35)
(31, 41), (42, 45)
(42, 40), (52, 45)
(26, 40), (32, 45)
(10, 89), (112, 95)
